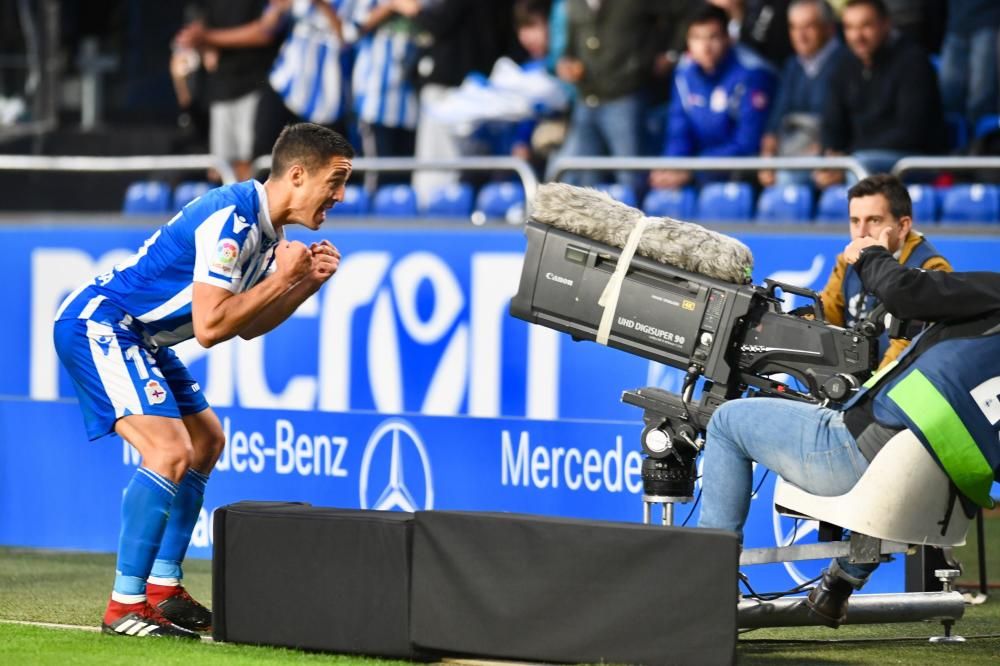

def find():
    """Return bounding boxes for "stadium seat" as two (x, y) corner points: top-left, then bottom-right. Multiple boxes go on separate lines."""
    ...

(974, 114), (1000, 140)
(944, 112), (969, 152)
(123, 180), (171, 214)
(642, 187), (697, 219)
(906, 184), (939, 223)
(815, 184), (849, 222)
(372, 184), (418, 217)
(172, 181), (215, 210)
(696, 182), (753, 221)
(474, 182), (525, 222)
(940, 184), (1000, 223)
(329, 183), (369, 216)
(425, 183), (474, 218)
(594, 183), (638, 208)
(755, 184), (813, 223)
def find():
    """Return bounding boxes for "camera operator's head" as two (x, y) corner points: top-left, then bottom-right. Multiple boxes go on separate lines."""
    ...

(847, 174), (913, 255)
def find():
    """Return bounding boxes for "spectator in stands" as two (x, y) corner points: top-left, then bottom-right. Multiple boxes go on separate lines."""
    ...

(882, 0), (946, 55)
(814, 0), (945, 187)
(391, 0), (517, 206)
(554, 0), (684, 190)
(178, 0), (356, 166)
(817, 174), (952, 368)
(508, 0), (553, 169)
(758, 0), (845, 187)
(650, 3), (776, 190)
(350, 0), (421, 188)
(738, 0), (795, 68)
(938, 0), (1000, 127)
(175, 1), (279, 182)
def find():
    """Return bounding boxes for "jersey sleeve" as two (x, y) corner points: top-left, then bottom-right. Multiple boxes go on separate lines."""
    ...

(192, 205), (255, 293)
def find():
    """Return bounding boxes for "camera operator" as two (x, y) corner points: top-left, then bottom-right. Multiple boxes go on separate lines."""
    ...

(698, 229), (1000, 628)
(817, 174), (952, 368)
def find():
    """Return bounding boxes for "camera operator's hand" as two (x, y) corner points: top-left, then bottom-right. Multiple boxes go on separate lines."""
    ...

(844, 227), (892, 264)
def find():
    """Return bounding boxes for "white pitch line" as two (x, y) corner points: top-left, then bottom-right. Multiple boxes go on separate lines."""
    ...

(0, 618), (214, 641)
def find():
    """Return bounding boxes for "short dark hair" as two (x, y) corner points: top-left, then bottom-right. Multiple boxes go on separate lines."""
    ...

(514, 0), (550, 28)
(847, 173), (912, 220)
(843, 0), (889, 18)
(271, 123), (355, 177)
(687, 3), (730, 35)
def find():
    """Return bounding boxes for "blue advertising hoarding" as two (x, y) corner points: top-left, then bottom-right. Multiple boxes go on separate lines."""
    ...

(2, 221), (998, 593)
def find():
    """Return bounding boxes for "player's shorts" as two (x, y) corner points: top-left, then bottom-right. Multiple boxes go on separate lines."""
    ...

(53, 300), (209, 441)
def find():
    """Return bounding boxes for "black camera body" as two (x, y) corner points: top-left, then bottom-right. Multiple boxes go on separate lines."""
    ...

(510, 221), (880, 502)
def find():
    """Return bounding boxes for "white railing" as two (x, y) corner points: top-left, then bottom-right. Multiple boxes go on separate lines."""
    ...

(548, 155), (870, 182)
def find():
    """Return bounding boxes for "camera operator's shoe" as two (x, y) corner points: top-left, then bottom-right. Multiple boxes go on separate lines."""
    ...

(805, 570), (855, 628)
(147, 583), (212, 632)
(102, 599), (200, 639)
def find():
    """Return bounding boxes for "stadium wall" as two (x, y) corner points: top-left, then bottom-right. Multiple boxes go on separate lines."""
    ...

(2, 221), (999, 593)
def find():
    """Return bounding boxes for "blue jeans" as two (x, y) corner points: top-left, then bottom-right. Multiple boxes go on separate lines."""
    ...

(698, 398), (877, 584)
(939, 28), (1000, 123)
(554, 92), (644, 190)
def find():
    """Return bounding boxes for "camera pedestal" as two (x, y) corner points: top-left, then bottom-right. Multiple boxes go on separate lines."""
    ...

(642, 493), (693, 526)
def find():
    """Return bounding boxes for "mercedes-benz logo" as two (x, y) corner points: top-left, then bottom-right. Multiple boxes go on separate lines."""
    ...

(359, 418), (434, 511)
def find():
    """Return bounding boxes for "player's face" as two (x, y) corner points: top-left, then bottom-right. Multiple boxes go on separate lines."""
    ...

(298, 156), (353, 229)
(842, 4), (889, 64)
(848, 193), (910, 254)
(687, 22), (729, 73)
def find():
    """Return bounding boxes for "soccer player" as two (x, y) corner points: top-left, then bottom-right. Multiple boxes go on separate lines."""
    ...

(53, 123), (354, 638)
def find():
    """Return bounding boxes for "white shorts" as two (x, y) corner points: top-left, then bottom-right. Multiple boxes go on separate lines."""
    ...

(210, 90), (260, 163)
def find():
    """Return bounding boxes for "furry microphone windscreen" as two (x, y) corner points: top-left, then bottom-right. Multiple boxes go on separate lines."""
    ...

(531, 183), (754, 284)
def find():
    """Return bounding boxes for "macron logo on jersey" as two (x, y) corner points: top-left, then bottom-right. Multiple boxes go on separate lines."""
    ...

(232, 214), (251, 234)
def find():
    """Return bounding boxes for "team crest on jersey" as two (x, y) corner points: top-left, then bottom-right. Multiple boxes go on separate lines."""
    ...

(144, 380), (167, 405)
(212, 239), (240, 275)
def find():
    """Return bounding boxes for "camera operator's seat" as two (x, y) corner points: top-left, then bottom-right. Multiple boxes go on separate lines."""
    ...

(774, 429), (971, 547)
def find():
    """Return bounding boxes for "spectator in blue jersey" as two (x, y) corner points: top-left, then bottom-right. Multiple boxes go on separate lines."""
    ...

(813, 0), (945, 188)
(758, 0), (845, 187)
(179, 0), (357, 163)
(53, 124), (354, 639)
(650, 3), (776, 190)
(938, 0), (1000, 127)
(350, 0), (419, 188)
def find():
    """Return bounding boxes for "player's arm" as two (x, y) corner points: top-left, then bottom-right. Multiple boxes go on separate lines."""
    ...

(239, 241), (341, 339)
(192, 241), (312, 348)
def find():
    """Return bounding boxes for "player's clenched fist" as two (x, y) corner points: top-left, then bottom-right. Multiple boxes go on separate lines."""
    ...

(308, 240), (340, 284)
(275, 240), (313, 284)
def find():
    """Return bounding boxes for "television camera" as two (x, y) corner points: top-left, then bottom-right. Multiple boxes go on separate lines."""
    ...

(510, 219), (886, 523)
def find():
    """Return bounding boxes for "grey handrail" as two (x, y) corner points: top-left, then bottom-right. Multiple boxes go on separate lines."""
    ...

(549, 155), (870, 182)
(0, 154), (237, 184)
(252, 155), (539, 213)
(892, 156), (1000, 178)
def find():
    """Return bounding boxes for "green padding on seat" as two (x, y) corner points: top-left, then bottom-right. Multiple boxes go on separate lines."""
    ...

(888, 370), (995, 509)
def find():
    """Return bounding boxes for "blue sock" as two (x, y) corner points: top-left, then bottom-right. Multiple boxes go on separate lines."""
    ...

(113, 467), (178, 598)
(150, 469), (209, 583)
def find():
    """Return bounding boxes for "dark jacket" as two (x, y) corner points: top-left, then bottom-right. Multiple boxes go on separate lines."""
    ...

(411, 0), (517, 88)
(821, 33), (947, 154)
(842, 247), (1000, 509)
(563, 0), (683, 103)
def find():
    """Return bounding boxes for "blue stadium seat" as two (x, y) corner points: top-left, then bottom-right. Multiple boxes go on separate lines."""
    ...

(329, 184), (369, 216)
(642, 187), (697, 219)
(372, 184), (418, 217)
(425, 183), (474, 218)
(123, 180), (171, 214)
(594, 183), (638, 208)
(940, 184), (1000, 223)
(172, 181), (215, 210)
(974, 114), (1000, 139)
(755, 184), (814, 223)
(906, 184), (939, 223)
(696, 182), (754, 221)
(474, 182), (525, 222)
(944, 112), (969, 152)
(815, 185), (849, 222)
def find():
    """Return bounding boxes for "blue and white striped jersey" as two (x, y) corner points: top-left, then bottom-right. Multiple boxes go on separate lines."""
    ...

(55, 180), (283, 348)
(351, 0), (418, 129)
(270, 0), (350, 124)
